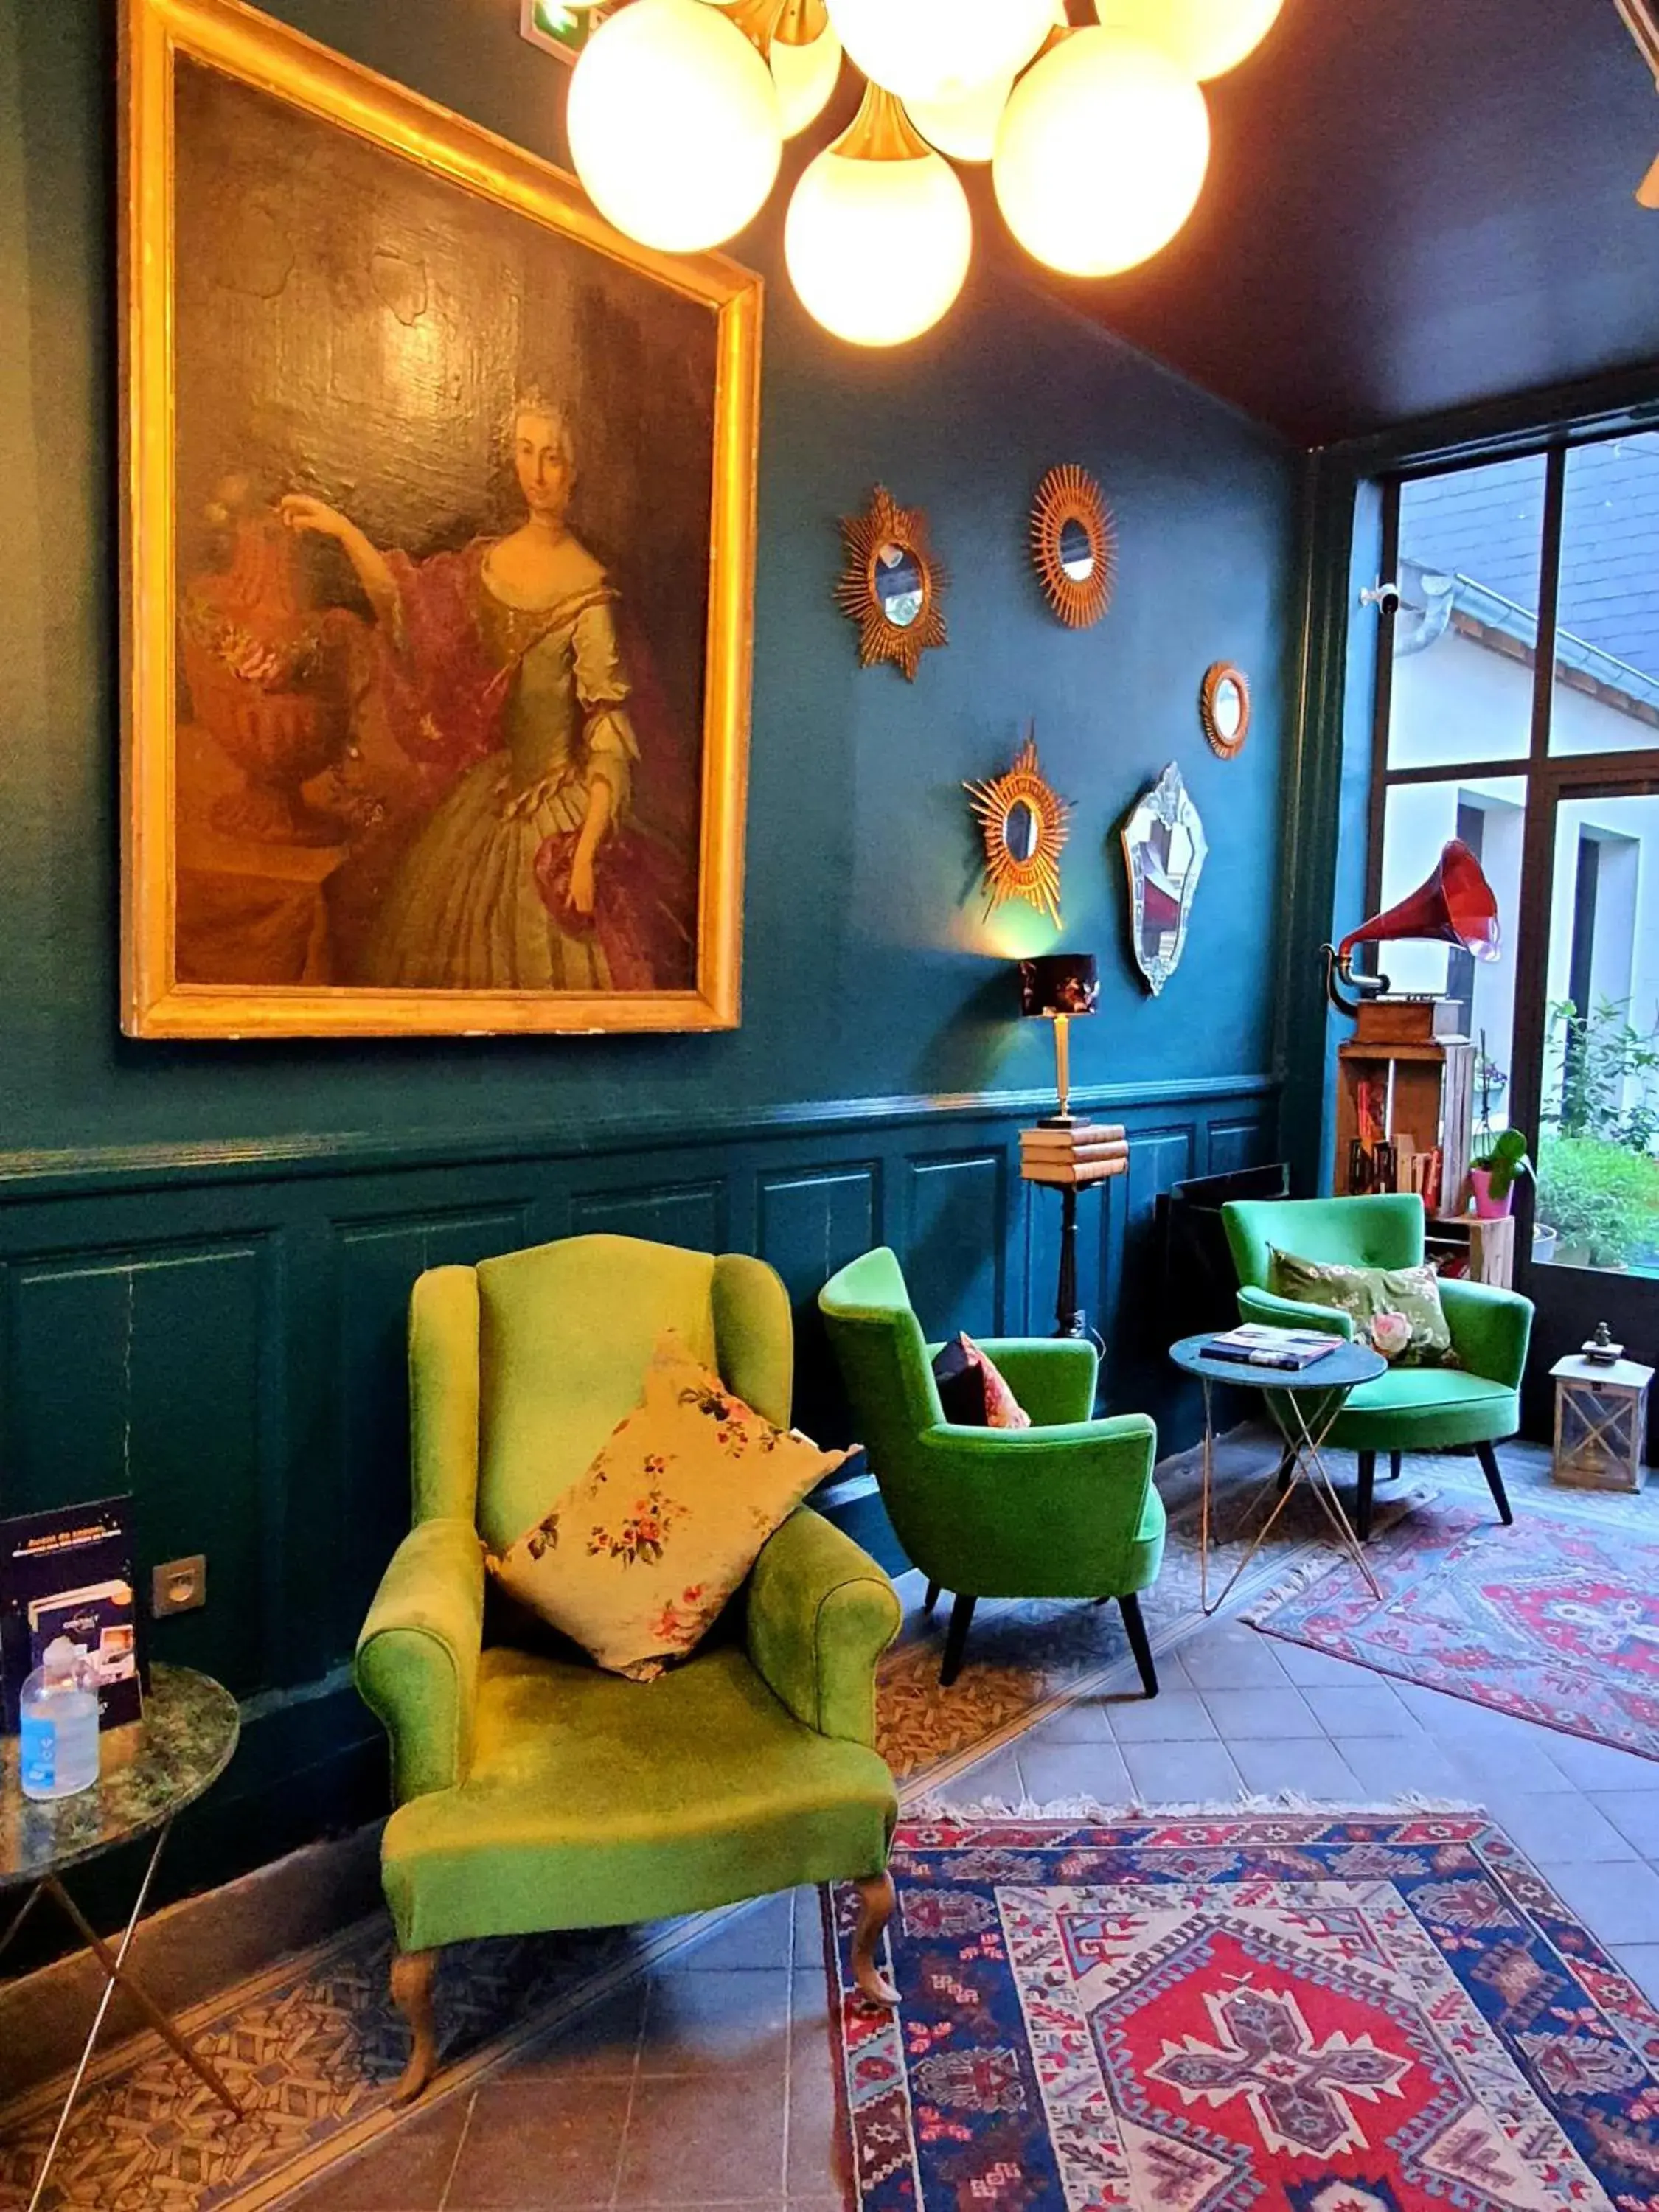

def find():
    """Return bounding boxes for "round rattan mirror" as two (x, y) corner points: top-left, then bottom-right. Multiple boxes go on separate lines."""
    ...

(1030, 464), (1116, 629)
(1200, 661), (1251, 757)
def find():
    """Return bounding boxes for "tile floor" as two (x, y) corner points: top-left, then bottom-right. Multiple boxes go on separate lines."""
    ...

(282, 1572), (1659, 2212)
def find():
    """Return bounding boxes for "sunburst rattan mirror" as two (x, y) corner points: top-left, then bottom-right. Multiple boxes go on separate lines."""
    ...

(1200, 661), (1251, 757)
(964, 728), (1071, 928)
(1030, 465), (1115, 629)
(835, 485), (947, 681)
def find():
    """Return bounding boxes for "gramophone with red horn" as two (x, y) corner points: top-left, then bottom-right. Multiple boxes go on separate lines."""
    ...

(1322, 838), (1501, 1039)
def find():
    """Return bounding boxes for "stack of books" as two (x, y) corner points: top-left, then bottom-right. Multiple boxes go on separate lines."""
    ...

(1018, 1121), (1130, 1187)
(1200, 1324), (1343, 1371)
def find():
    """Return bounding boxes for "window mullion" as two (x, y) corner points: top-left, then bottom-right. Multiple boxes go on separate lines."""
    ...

(1529, 447), (1566, 766)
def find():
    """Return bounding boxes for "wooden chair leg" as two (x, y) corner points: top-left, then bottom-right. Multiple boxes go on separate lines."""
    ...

(922, 1580), (942, 1617)
(940, 1593), (976, 1687)
(1355, 1452), (1377, 1542)
(851, 1872), (900, 2007)
(1475, 1439), (1515, 1526)
(1120, 1591), (1158, 1698)
(1388, 1450), (1402, 1484)
(390, 1949), (440, 2105)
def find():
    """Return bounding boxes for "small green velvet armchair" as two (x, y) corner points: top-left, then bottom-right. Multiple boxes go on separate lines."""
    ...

(1222, 1193), (1533, 1537)
(818, 1247), (1164, 1691)
(356, 1234), (903, 2102)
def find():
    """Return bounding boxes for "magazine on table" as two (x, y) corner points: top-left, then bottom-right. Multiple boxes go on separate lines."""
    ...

(0, 1495), (146, 1733)
(1200, 1324), (1344, 1372)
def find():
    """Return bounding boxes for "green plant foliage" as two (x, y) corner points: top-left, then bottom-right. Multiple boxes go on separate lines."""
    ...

(1544, 997), (1659, 1150)
(1484, 1127), (1531, 1202)
(1535, 1135), (1659, 1268)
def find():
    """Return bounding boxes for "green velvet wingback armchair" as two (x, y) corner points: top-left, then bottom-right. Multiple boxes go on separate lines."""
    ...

(1222, 1193), (1533, 1537)
(355, 1234), (903, 2102)
(818, 1247), (1164, 1691)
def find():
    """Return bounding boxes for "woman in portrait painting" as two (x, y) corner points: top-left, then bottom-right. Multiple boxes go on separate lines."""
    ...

(279, 393), (690, 992)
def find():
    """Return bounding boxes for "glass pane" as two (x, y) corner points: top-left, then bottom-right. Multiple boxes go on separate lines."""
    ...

(1536, 790), (1659, 1275)
(1375, 778), (1526, 1097)
(1552, 436), (1659, 757)
(1388, 456), (1545, 770)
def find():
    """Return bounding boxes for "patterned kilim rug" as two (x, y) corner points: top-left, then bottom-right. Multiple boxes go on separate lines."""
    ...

(1245, 1478), (1659, 1761)
(825, 1809), (1659, 2212)
(0, 1448), (1407, 2211)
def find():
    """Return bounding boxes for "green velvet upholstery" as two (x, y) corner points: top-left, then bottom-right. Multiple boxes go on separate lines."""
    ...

(357, 1234), (902, 1961)
(818, 1247), (1164, 1688)
(1221, 1194), (1534, 1528)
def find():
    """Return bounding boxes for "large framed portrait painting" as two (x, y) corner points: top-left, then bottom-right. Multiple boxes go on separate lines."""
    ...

(120, 0), (761, 1035)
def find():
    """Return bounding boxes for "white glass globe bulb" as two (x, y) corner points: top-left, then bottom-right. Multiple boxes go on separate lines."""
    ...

(785, 133), (973, 346)
(993, 29), (1209, 276)
(1092, 0), (1284, 80)
(824, 0), (1053, 105)
(771, 20), (843, 137)
(905, 74), (1013, 164)
(567, 0), (782, 254)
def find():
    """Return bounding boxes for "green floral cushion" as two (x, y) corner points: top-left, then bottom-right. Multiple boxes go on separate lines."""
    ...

(1267, 1246), (1457, 1367)
(485, 1332), (855, 1680)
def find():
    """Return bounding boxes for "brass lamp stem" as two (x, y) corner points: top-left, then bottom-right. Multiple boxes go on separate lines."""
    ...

(1053, 1013), (1072, 1121)
(721, 0), (785, 54)
(833, 80), (935, 162)
(771, 0), (830, 46)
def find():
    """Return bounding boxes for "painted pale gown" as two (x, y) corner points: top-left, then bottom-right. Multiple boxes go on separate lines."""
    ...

(362, 538), (641, 991)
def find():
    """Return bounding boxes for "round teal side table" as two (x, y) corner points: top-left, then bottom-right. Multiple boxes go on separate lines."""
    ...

(0, 1664), (243, 2211)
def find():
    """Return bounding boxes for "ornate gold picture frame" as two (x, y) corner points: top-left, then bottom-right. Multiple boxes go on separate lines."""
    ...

(964, 729), (1071, 928)
(835, 486), (947, 681)
(121, 0), (762, 1037)
(1030, 464), (1115, 629)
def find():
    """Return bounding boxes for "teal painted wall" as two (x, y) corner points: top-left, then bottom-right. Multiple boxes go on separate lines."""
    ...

(0, 1), (1296, 1155)
(0, 0), (1302, 1926)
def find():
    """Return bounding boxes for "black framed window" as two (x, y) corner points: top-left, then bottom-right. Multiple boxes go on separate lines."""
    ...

(1368, 435), (1659, 1279)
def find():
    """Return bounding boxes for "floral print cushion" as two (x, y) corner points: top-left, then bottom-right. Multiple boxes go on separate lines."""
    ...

(1267, 1246), (1457, 1367)
(485, 1333), (857, 1681)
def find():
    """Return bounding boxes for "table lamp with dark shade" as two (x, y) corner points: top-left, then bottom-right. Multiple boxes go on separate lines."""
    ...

(1020, 953), (1099, 1124)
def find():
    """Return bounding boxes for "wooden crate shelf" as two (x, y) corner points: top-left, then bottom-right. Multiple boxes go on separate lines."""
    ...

(1336, 1037), (1473, 1218)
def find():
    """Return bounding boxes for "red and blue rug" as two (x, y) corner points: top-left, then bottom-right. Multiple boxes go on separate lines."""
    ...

(1245, 1492), (1659, 1760)
(827, 1812), (1659, 2212)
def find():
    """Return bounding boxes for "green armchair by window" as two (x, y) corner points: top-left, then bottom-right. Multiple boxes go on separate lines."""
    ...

(818, 1246), (1164, 1692)
(1221, 1193), (1532, 1537)
(355, 1234), (903, 2103)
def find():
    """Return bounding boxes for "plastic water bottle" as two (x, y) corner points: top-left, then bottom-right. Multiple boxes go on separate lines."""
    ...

(19, 1638), (101, 1801)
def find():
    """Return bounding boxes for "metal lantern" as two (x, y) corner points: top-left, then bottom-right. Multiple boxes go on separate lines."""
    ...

(1550, 1352), (1654, 1492)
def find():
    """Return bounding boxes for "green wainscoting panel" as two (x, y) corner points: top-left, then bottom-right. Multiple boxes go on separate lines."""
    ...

(0, 1079), (1274, 1929)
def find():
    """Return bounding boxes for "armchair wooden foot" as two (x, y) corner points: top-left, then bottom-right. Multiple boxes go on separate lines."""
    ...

(851, 1873), (900, 2008)
(1475, 1439), (1514, 1525)
(922, 1580), (942, 1616)
(940, 1593), (977, 1687)
(1119, 1591), (1158, 1698)
(1356, 1451), (1377, 1541)
(390, 1949), (440, 2105)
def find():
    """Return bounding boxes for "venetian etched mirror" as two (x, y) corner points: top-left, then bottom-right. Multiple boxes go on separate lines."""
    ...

(1121, 762), (1207, 995)
(1200, 661), (1251, 757)
(836, 485), (947, 681)
(1030, 464), (1116, 629)
(964, 728), (1071, 927)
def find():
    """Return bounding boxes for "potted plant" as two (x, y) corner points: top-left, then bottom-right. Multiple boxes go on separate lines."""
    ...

(1468, 1037), (1531, 1219)
(1470, 1127), (1531, 1219)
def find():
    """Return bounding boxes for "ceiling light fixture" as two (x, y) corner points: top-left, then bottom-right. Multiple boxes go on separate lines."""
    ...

(1613, 0), (1659, 206)
(1091, 0), (1284, 82)
(563, 0), (1284, 342)
(785, 83), (973, 344)
(566, 0), (782, 251)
